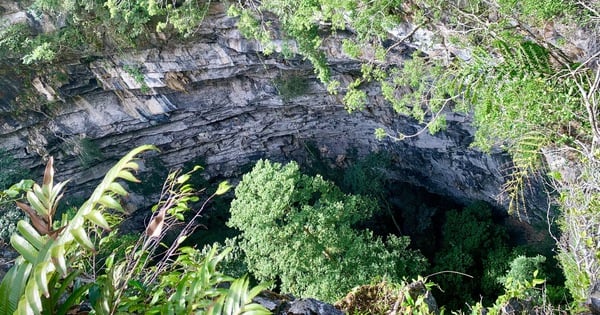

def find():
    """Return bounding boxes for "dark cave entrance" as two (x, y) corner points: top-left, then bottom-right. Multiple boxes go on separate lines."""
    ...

(181, 150), (562, 310)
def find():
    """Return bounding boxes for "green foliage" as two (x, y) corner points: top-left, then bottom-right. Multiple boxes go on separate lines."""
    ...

(228, 159), (426, 302)
(557, 251), (590, 308)
(227, 0), (589, 186)
(0, 150), (31, 243)
(0, 146), (268, 315)
(110, 246), (269, 315)
(227, 0), (594, 311)
(0, 23), (33, 59)
(40, 270), (93, 315)
(86, 163), (265, 315)
(274, 72), (310, 101)
(399, 38), (585, 216)
(554, 163), (600, 306)
(0, 257), (31, 315)
(123, 64), (150, 93)
(467, 43), (582, 156)
(497, 0), (576, 22)
(433, 202), (513, 308)
(488, 256), (548, 313)
(0, 145), (156, 314)
(200, 238), (250, 279)
(498, 255), (546, 287)
(228, 0), (401, 84)
(465, 256), (550, 314)
(2, 0), (212, 69)
(22, 42), (56, 64)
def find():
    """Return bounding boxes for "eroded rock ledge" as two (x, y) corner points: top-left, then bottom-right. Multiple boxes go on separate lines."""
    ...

(0, 3), (548, 220)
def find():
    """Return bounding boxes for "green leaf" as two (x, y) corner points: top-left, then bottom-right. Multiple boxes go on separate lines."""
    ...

(117, 170), (140, 183)
(176, 174), (190, 184)
(11, 233), (39, 263)
(108, 182), (128, 196)
(192, 165), (203, 172)
(25, 279), (43, 314)
(532, 278), (545, 286)
(71, 227), (96, 252)
(215, 181), (231, 195)
(26, 190), (48, 217)
(85, 210), (112, 230)
(0, 260), (32, 315)
(51, 245), (67, 277)
(16, 220), (45, 250)
(98, 195), (124, 212)
(34, 261), (51, 298)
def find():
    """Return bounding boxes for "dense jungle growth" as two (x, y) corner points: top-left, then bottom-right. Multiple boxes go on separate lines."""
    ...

(1, 0), (600, 314)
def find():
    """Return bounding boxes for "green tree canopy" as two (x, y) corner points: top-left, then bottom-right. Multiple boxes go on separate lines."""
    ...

(228, 159), (427, 302)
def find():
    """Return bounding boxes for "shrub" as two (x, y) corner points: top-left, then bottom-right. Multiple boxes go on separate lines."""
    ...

(433, 202), (513, 308)
(274, 73), (310, 101)
(228, 159), (427, 302)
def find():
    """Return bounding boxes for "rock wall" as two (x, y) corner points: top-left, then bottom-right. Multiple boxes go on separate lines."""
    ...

(0, 3), (548, 220)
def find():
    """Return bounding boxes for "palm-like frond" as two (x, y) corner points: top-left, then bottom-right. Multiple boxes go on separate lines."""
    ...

(0, 145), (157, 315)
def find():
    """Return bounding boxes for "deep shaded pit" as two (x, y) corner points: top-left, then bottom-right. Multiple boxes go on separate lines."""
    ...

(176, 151), (563, 311)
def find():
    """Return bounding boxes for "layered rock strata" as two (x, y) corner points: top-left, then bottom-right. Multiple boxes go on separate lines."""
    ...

(0, 3), (547, 220)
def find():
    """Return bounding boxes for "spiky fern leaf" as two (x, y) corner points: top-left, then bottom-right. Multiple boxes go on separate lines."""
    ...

(502, 132), (548, 219)
(0, 145), (157, 315)
(208, 275), (271, 315)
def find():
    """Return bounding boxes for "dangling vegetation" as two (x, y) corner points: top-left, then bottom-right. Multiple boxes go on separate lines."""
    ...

(226, 0), (600, 310)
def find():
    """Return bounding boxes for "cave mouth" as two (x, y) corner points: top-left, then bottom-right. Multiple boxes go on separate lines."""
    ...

(371, 180), (564, 310)
(183, 151), (563, 310)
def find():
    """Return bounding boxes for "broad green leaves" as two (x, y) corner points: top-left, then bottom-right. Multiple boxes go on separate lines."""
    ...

(0, 259), (31, 315)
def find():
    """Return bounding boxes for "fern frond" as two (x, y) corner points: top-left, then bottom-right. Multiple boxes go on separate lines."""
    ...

(209, 276), (270, 315)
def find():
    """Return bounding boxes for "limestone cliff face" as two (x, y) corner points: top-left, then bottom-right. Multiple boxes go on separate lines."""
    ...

(0, 3), (546, 219)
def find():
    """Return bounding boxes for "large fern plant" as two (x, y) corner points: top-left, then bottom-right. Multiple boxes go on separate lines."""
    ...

(0, 145), (157, 315)
(0, 145), (271, 315)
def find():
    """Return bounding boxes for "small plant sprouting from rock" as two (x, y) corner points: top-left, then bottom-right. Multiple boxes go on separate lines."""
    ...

(62, 136), (104, 168)
(274, 73), (310, 101)
(0, 149), (31, 244)
(123, 64), (150, 93)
